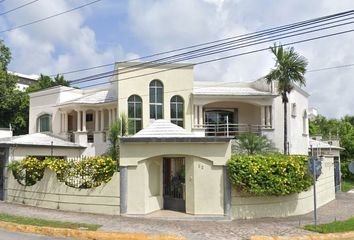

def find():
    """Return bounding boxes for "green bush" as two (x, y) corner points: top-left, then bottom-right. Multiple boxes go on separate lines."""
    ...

(341, 160), (354, 181)
(227, 154), (312, 196)
(8, 156), (118, 188)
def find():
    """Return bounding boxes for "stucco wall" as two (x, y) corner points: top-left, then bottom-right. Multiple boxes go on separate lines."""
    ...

(116, 63), (194, 131)
(6, 169), (120, 215)
(231, 156), (335, 219)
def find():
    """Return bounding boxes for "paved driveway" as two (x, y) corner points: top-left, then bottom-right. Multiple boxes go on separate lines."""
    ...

(0, 193), (353, 240)
(0, 229), (72, 240)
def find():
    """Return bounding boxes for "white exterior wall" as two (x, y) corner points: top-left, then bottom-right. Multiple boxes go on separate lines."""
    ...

(116, 63), (194, 131)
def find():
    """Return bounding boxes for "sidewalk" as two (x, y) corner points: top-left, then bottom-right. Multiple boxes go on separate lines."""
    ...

(1, 192), (354, 240)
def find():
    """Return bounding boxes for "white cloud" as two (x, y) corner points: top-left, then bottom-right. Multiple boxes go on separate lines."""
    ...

(127, 0), (354, 118)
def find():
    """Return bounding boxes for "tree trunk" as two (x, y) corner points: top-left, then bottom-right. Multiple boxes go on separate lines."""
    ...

(283, 100), (288, 155)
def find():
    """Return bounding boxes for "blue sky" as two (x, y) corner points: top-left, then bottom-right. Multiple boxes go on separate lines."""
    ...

(1, 0), (354, 118)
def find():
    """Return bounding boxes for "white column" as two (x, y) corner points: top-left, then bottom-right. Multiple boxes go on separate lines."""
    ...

(194, 105), (198, 127)
(100, 109), (105, 131)
(198, 105), (203, 126)
(64, 112), (68, 132)
(77, 110), (81, 132)
(60, 113), (63, 132)
(82, 109), (87, 132)
(261, 106), (265, 126)
(266, 106), (271, 127)
(108, 108), (112, 129)
(95, 110), (99, 132)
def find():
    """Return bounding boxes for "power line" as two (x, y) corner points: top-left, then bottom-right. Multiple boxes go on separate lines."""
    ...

(0, 0), (101, 34)
(50, 9), (354, 77)
(30, 26), (354, 99)
(307, 63), (354, 73)
(69, 15), (354, 85)
(0, 0), (40, 17)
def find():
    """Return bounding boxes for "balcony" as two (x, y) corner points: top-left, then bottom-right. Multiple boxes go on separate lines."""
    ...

(194, 123), (271, 137)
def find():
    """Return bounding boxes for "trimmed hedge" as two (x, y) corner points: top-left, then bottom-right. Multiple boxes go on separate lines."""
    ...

(227, 154), (312, 196)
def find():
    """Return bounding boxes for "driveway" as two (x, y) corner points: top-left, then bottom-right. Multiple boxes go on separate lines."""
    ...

(0, 229), (72, 240)
(0, 192), (353, 240)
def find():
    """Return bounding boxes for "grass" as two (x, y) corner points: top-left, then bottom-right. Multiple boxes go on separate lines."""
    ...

(341, 179), (354, 192)
(304, 216), (354, 233)
(0, 213), (101, 231)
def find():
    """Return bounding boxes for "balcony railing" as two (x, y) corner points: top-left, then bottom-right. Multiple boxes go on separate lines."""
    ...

(194, 123), (272, 137)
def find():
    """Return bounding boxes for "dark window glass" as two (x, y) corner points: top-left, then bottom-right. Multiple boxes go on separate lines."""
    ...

(127, 95), (143, 134)
(149, 80), (163, 119)
(170, 95), (184, 128)
(39, 114), (51, 132)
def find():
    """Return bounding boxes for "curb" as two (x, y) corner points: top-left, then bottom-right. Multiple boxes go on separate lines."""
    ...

(250, 231), (354, 240)
(0, 221), (185, 240)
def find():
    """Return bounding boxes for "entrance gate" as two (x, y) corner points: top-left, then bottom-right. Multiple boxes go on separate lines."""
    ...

(163, 157), (185, 212)
(334, 156), (340, 193)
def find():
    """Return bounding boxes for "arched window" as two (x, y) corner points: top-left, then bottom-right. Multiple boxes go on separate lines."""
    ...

(37, 114), (52, 132)
(128, 95), (142, 134)
(170, 95), (184, 127)
(149, 80), (163, 119)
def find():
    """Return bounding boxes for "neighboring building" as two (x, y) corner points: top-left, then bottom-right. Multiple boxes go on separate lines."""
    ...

(308, 107), (318, 120)
(27, 62), (309, 156)
(8, 71), (39, 91)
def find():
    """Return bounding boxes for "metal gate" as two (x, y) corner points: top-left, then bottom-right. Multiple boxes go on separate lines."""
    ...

(0, 148), (7, 201)
(163, 157), (185, 212)
(334, 156), (340, 193)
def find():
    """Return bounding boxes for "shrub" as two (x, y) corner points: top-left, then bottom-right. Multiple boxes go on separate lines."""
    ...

(8, 156), (117, 188)
(227, 154), (312, 196)
(341, 160), (354, 181)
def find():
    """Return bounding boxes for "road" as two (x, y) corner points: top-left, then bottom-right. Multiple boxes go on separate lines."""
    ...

(0, 229), (73, 240)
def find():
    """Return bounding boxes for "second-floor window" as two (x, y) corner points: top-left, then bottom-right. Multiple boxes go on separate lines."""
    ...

(38, 114), (52, 132)
(149, 80), (163, 119)
(170, 95), (184, 127)
(128, 95), (142, 134)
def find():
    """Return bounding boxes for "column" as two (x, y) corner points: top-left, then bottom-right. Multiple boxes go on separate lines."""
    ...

(77, 110), (81, 132)
(108, 108), (112, 129)
(82, 109), (87, 132)
(198, 105), (203, 126)
(266, 106), (271, 127)
(223, 166), (231, 217)
(194, 105), (198, 127)
(64, 112), (68, 132)
(120, 166), (128, 214)
(261, 106), (265, 126)
(60, 113), (63, 132)
(95, 110), (99, 132)
(100, 109), (105, 131)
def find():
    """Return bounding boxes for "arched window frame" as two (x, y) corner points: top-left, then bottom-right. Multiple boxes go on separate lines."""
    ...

(37, 113), (52, 132)
(127, 94), (143, 134)
(149, 79), (164, 119)
(170, 95), (184, 127)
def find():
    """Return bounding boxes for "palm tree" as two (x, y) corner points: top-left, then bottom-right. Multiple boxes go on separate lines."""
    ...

(265, 43), (308, 155)
(108, 113), (128, 165)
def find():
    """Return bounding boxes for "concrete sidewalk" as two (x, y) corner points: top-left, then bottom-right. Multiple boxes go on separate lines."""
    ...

(1, 192), (354, 240)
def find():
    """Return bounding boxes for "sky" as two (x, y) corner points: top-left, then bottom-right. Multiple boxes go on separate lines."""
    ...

(1, 0), (354, 118)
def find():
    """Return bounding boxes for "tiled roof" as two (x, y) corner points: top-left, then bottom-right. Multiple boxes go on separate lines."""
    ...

(0, 133), (83, 148)
(193, 86), (272, 96)
(132, 120), (197, 138)
(60, 90), (117, 105)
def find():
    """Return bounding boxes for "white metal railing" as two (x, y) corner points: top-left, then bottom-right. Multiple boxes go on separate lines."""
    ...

(194, 123), (272, 137)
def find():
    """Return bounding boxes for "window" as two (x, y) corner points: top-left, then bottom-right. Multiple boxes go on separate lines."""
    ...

(291, 103), (297, 117)
(149, 80), (163, 119)
(38, 114), (51, 132)
(303, 110), (308, 135)
(170, 95), (184, 127)
(86, 113), (93, 122)
(128, 95), (143, 134)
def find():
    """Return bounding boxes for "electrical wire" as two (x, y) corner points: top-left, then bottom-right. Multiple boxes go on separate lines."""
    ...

(0, 0), (101, 34)
(49, 9), (354, 77)
(0, 0), (40, 17)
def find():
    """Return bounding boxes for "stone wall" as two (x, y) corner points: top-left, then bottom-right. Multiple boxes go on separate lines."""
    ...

(6, 169), (120, 215)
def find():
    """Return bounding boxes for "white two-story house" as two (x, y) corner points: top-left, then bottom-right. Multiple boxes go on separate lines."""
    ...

(28, 62), (309, 156)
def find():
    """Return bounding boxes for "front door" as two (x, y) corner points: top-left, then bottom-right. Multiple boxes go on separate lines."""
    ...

(163, 157), (185, 212)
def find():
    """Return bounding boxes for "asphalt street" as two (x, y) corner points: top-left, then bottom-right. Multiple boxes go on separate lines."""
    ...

(0, 229), (73, 240)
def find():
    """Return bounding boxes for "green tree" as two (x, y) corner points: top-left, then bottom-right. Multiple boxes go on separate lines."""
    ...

(265, 43), (308, 154)
(0, 39), (11, 71)
(27, 74), (70, 93)
(108, 113), (128, 165)
(235, 133), (275, 155)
